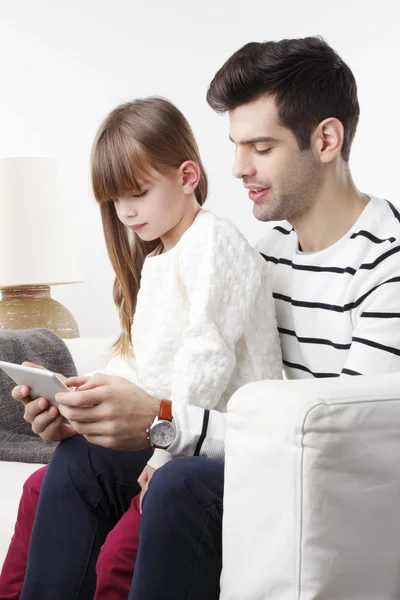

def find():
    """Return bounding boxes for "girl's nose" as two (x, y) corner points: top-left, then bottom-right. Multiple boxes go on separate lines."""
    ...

(120, 199), (138, 219)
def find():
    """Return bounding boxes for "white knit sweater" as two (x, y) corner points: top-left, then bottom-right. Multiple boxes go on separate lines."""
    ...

(166, 196), (400, 462)
(98, 209), (282, 468)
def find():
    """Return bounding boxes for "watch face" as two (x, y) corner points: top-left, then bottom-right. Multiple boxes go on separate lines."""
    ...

(151, 420), (175, 448)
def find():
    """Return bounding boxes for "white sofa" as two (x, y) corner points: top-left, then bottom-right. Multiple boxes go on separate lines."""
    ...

(2, 338), (400, 598)
(0, 337), (114, 569)
(222, 372), (400, 600)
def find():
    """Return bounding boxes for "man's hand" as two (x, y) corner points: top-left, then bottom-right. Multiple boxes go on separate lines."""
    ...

(138, 464), (156, 513)
(57, 374), (161, 450)
(11, 362), (79, 442)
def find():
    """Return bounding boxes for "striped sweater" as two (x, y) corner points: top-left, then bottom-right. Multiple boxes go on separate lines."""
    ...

(258, 196), (400, 379)
(169, 196), (400, 460)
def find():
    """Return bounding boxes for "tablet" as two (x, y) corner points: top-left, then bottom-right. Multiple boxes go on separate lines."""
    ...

(0, 360), (71, 421)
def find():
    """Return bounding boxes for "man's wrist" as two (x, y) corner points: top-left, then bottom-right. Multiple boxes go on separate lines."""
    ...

(150, 397), (162, 420)
(146, 398), (176, 449)
(144, 397), (161, 448)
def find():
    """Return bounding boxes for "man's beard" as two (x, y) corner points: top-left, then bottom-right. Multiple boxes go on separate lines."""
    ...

(253, 152), (322, 223)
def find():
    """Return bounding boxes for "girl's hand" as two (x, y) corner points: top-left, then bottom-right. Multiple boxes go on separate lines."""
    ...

(138, 464), (156, 513)
(11, 362), (78, 442)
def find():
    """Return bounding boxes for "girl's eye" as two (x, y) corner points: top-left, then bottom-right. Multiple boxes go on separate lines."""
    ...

(255, 148), (272, 156)
(133, 190), (148, 198)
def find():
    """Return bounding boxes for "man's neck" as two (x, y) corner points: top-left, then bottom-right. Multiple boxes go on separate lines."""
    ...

(290, 174), (370, 253)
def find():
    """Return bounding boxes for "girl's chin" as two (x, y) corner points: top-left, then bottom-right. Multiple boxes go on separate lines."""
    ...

(134, 230), (157, 242)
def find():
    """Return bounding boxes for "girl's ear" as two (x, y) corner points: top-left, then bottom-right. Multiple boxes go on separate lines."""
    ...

(178, 161), (200, 194)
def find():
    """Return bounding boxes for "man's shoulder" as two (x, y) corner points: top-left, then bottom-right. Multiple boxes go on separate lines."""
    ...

(350, 198), (400, 275)
(255, 221), (296, 257)
(362, 197), (400, 242)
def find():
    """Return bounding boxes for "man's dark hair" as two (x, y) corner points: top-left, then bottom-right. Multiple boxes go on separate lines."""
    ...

(206, 36), (359, 162)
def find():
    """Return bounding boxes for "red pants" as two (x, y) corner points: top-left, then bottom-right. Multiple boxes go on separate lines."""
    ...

(0, 466), (140, 600)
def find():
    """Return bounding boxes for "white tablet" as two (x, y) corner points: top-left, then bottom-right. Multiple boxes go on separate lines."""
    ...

(0, 360), (71, 420)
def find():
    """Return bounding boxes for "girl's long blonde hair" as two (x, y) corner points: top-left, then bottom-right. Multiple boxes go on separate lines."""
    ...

(91, 97), (208, 357)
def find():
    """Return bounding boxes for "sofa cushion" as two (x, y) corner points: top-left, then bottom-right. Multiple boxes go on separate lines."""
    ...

(221, 373), (400, 600)
(0, 328), (77, 463)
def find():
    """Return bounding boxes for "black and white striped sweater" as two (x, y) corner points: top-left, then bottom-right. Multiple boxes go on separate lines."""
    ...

(258, 196), (400, 379)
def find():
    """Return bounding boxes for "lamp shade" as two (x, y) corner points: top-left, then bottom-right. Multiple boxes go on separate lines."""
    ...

(0, 157), (83, 288)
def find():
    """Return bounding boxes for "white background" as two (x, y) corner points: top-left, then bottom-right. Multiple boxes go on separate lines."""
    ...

(0, 0), (399, 337)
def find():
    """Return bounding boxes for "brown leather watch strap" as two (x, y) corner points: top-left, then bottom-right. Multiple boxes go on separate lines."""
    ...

(158, 399), (173, 421)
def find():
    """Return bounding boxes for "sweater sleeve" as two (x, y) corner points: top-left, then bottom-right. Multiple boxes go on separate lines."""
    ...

(85, 353), (139, 384)
(340, 251), (400, 375)
(170, 215), (265, 408)
(168, 403), (227, 460)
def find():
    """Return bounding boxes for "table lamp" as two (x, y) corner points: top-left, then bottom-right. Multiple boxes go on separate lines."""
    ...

(0, 157), (83, 338)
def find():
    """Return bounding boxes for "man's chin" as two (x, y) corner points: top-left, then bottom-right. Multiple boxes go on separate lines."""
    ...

(253, 203), (279, 223)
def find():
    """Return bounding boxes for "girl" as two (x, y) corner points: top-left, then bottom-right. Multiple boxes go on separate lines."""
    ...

(1, 97), (282, 600)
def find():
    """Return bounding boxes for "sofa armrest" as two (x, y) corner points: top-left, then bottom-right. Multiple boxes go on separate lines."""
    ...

(221, 373), (400, 600)
(0, 462), (43, 570)
(63, 337), (114, 376)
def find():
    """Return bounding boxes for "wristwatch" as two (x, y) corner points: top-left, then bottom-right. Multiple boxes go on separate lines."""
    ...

(147, 399), (176, 449)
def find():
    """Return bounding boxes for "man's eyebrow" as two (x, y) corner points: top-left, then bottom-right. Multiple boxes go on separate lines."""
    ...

(229, 135), (280, 145)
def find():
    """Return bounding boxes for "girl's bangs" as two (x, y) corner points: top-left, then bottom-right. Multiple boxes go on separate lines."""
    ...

(92, 128), (153, 203)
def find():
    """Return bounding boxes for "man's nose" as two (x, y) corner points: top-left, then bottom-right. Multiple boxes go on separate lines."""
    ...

(232, 150), (256, 180)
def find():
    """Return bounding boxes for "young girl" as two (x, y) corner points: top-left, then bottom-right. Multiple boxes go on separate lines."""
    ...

(1, 97), (282, 600)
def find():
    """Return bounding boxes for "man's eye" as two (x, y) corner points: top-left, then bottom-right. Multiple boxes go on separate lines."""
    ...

(254, 148), (272, 156)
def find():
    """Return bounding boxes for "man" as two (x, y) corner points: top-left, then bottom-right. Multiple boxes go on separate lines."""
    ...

(125, 36), (400, 598)
(12, 36), (400, 599)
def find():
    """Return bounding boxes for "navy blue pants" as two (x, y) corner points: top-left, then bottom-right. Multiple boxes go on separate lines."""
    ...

(20, 435), (152, 600)
(129, 456), (225, 600)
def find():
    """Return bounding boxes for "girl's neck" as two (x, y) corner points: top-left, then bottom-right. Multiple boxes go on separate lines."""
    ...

(161, 195), (201, 253)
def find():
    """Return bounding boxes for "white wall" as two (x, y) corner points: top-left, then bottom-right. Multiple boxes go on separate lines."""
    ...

(0, 0), (399, 337)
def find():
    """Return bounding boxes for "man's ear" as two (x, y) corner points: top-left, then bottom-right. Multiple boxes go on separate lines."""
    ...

(178, 161), (200, 193)
(312, 117), (344, 164)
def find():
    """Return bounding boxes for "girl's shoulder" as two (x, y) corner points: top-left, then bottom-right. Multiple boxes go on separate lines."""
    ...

(185, 209), (253, 249)
(179, 209), (262, 268)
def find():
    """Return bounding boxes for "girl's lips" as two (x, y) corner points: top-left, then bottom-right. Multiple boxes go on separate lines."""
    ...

(248, 188), (270, 203)
(130, 223), (147, 232)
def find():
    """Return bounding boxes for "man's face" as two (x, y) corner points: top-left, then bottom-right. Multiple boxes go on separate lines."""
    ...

(229, 96), (322, 223)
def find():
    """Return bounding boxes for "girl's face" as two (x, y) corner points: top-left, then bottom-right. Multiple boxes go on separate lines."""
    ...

(113, 163), (199, 251)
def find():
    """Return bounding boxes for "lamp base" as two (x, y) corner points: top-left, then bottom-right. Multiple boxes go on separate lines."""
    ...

(0, 286), (79, 339)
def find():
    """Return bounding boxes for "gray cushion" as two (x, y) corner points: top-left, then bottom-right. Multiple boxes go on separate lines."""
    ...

(0, 328), (77, 463)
